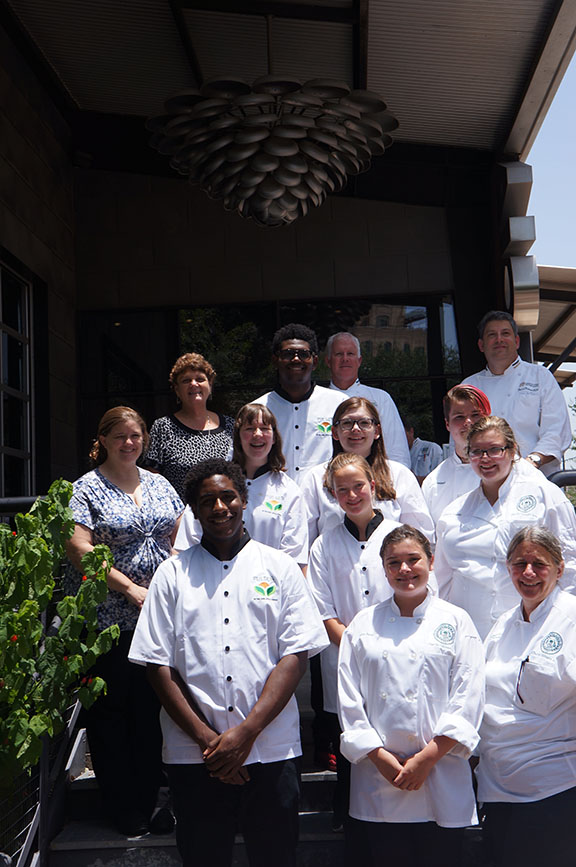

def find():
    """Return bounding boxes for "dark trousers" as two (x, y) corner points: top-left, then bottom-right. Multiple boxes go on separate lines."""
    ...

(346, 817), (465, 867)
(166, 758), (300, 867)
(328, 712), (350, 826)
(482, 786), (576, 867)
(84, 630), (163, 821)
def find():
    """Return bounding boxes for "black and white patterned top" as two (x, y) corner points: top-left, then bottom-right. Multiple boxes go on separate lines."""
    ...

(144, 413), (234, 498)
(64, 468), (184, 631)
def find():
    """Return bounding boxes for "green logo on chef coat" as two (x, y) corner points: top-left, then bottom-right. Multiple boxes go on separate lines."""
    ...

(316, 421), (332, 435)
(541, 631), (563, 654)
(517, 495), (537, 513)
(434, 623), (456, 645)
(254, 580), (277, 597)
(264, 499), (283, 513)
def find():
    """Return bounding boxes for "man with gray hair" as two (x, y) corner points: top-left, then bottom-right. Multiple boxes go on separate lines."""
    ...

(462, 310), (571, 476)
(325, 331), (410, 466)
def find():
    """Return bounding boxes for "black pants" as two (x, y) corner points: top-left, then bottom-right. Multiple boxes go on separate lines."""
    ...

(482, 786), (576, 867)
(346, 817), (465, 867)
(84, 630), (163, 822)
(166, 758), (300, 867)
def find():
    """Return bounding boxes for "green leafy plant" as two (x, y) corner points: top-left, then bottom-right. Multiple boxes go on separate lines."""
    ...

(0, 480), (119, 781)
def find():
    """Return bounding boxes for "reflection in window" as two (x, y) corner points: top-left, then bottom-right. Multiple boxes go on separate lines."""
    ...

(0, 263), (31, 496)
(78, 295), (462, 453)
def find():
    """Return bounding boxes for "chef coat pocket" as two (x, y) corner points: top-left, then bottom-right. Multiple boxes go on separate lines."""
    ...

(514, 658), (572, 715)
(422, 646), (453, 701)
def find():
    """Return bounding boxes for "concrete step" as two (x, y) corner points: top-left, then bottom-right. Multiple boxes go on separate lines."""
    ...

(65, 768), (338, 819)
(49, 811), (345, 867)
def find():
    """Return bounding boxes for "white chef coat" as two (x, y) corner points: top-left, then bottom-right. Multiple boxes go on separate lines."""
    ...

(329, 379), (410, 468)
(253, 386), (345, 485)
(309, 515), (401, 713)
(129, 538), (328, 765)
(175, 470), (308, 564)
(338, 592), (484, 827)
(409, 437), (443, 478)
(434, 464), (576, 639)
(462, 357), (572, 476)
(301, 459), (435, 546)
(422, 454), (541, 526)
(477, 586), (576, 804)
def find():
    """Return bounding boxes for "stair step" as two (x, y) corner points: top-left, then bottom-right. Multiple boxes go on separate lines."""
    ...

(49, 812), (344, 867)
(66, 769), (337, 818)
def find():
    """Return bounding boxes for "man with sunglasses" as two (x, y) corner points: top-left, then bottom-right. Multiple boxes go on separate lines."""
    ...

(254, 324), (345, 485)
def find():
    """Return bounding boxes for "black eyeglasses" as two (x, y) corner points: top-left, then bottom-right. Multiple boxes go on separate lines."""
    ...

(334, 418), (378, 432)
(515, 656), (529, 704)
(277, 349), (314, 361)
(468, 446), (510, 460)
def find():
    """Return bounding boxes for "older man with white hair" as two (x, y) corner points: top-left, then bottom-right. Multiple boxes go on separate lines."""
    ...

(326, 331), (410, 467)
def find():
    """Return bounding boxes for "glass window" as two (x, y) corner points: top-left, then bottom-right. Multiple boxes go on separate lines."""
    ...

(78, 295), (462, 451)
(0, 262), (32, 496)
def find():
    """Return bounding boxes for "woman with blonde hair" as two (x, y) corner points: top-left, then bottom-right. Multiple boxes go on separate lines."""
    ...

(434, 415), (576, 639)
(308, 452), (405, 831)
(145, 352), (234, 498)
(301, 397), (434, 546)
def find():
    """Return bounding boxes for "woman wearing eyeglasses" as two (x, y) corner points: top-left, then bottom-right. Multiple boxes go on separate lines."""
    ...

(477, 526), (576, 867)
(434, 416), (576, 639)
(301, 397), (434, 546)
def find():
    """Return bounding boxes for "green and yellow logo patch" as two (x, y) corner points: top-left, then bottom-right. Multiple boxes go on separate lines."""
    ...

(317, 421), (332, 434)
(254, 580), (276, 597)
(265, 499), (283, 512)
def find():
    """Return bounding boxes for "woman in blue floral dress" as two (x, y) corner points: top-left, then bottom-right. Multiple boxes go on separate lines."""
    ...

(65, 406), (183, 836)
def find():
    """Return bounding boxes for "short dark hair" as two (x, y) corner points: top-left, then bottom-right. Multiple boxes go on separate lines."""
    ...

(380, 524), (433, 563)
(272, 323), (319, 356)
(477, 310), (518, 340)
(442, 385), (491, 421)
(184, 458), (247, 508)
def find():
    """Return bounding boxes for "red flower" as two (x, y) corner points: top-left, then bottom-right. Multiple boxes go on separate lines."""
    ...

(63, 656), (68, 662)
(81, 677), (87, 685)
(10, 635), (18, 642)
(88, 678), (93, 684)
(12, 531), (16, 536)
(82, 575), (88, 581)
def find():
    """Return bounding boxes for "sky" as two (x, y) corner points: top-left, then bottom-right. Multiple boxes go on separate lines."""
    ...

(526, 55), (576, 467)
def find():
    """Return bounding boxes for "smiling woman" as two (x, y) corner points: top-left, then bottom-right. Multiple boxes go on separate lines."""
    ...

(477, 527), (576, 867)
(64, 406), (184, 836)
(434, 416), (576, 639)
(175, 403), (309, 565)
(145, 353), (234, 498)
(337, 524), (484, 867)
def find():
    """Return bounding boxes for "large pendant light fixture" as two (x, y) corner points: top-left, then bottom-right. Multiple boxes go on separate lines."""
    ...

(147, 17), (398, 227)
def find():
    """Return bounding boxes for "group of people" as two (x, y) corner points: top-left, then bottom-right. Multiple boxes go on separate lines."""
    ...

(62, 311), (576, 867)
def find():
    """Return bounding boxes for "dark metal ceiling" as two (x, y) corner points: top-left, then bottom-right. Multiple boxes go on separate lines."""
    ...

(3, 0), (576, 158)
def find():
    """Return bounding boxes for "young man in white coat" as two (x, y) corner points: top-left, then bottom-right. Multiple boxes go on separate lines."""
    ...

(254, 323), (345, 486)
(129, 458), (328, 867)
